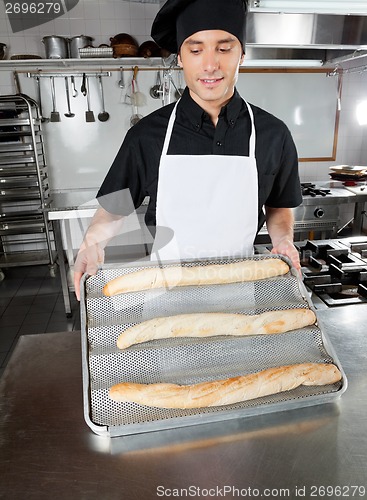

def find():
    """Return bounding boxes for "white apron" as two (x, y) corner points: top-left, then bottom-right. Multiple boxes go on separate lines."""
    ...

(151, 99), (258, 262)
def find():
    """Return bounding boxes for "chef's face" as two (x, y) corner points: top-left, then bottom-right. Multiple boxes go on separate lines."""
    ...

(177, 30), (244, 110)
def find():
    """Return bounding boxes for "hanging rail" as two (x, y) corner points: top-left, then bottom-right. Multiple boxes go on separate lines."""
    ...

(26, 71), (112, 78)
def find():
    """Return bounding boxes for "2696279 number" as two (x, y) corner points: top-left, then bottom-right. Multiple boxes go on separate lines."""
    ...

(5, 2), (62, 15)
(310, 485), (366, 497)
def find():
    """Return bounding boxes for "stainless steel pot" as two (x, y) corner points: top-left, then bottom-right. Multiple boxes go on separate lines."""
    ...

(69, 35), (93, 58)
(42, 36), (69, 59)
(0, 43), (7, 60)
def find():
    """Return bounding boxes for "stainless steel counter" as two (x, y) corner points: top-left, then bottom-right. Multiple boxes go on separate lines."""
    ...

(301, 183), (355, 206)
(45, 189), (151, 317)
(1, 304), (366, 500)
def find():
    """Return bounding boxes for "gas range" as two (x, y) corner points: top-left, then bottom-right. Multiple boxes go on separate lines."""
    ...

(255, 237), (367, 308)
(297, 238), (367, 307)
(301, 182), (331, 197)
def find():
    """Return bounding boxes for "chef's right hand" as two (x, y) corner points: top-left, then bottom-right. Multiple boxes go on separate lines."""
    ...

(74, 242), (105, 301)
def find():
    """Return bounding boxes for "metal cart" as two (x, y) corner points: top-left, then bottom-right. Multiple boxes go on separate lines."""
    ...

(0, 94), (55, 281)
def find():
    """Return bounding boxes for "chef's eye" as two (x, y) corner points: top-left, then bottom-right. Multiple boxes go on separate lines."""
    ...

(218, 46), (232, 53)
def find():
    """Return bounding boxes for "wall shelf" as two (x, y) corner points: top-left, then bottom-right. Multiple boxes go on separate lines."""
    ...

(0, 57), (165, 69)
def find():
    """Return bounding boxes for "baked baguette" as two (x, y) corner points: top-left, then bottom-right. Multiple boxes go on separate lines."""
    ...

(116, 308), (316, 349)
(103, 258), (289, 296)
(109, 363), (342, 409)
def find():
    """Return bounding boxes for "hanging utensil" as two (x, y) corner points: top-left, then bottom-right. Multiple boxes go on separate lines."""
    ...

(130, 109), (143, 126)
(130, 66), (146, 107)
(85, 76), (95, 123)
(118, 67), (125, 88)
(13, 71), (21, 94)
(64, 76), (75, 118)
(149, 70), (162, 99)
(36, 75), (49, 122)
(81, 72), (87, 96)
(167, 70), (182, 101)
(130, 67), (143, 127)
(71, 75), (78, 97)
(97, 74), (109, 122)
(174, 70), (185, 100)
(162, 68), (171, 106)
(49, 76), (60, 122)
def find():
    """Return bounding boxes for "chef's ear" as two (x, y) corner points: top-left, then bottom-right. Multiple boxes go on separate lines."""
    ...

(177, 53), (183, 68)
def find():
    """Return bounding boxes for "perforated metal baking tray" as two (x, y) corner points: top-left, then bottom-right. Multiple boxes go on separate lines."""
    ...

(80, 255), (347, 437)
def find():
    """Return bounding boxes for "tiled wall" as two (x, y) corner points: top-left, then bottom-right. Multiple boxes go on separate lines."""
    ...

(0, 0), (161, 57)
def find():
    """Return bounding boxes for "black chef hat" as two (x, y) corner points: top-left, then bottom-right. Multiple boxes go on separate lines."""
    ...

(151, 0), (248, 54)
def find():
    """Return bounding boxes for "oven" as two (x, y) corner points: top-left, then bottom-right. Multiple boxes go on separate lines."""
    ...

(293, 183), (340, 239)
(257, 183), (345, 243)
(292, 203), (339, 239)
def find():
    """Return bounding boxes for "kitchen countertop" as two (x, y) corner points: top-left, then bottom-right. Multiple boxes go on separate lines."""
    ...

(45, 182), (367, 214)
(0, 305), (366, 499)
(46, 188), (99, 220)
(46, 189), (149, 220)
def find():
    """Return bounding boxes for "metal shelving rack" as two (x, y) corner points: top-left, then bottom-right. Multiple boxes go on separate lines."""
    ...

(0, 93), (55, 281)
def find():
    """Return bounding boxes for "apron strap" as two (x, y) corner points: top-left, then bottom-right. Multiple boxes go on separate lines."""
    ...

(244, 100), (256, 158)
(161, 102), (179, 157)
(161, 99), (256, 158)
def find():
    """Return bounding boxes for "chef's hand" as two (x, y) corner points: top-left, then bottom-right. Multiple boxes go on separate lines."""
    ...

(73, 206), (126, 301)
(74, 241), (105, 301)
(271, 238), (301, 275)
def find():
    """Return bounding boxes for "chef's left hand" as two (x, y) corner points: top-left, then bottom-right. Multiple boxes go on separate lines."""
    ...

(271, 238), (301, 275)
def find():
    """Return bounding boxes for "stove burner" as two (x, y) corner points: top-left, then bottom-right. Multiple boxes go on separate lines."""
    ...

(298, 239), (367, 306)
(301, 183), (331, 197)
(350, 242), (367, 258)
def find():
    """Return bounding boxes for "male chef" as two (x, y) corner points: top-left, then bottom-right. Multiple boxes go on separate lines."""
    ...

(74, 0), (302, 300)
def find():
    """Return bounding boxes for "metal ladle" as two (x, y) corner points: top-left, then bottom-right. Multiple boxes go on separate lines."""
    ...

(97, 75), (110, 122)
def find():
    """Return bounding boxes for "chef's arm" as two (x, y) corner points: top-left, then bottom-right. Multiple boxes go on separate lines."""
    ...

(74, 206), (125, 300)
(265, 206), (301, 272)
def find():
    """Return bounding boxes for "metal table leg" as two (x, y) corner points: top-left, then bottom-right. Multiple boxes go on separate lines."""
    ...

(52, 219), (72, 317)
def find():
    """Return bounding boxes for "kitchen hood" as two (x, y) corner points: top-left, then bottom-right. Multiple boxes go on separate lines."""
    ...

(245, 11), (367, 65)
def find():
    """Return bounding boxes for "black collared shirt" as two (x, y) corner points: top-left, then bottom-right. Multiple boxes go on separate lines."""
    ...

(97, 87), (302, 230)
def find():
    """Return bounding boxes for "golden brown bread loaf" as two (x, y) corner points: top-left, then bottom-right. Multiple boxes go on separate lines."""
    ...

(109, 363), (342, 409)
(103, 258), (289, 296)
(116, 308), (316, 349)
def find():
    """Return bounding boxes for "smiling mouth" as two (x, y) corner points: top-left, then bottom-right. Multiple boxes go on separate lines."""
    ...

(199, 78), (223, 86)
